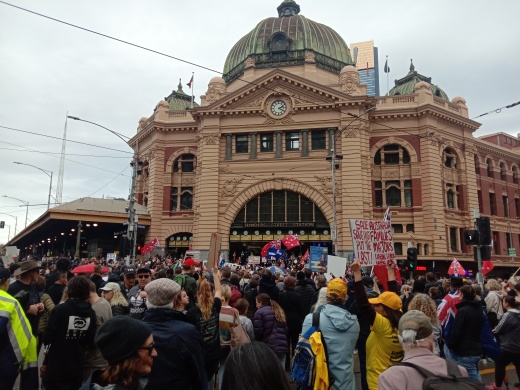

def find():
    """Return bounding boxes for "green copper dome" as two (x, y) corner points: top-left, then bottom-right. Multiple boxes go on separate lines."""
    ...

(388, 60), (449, 100)
(223, 0), (353, 84)
(164, 79), (199, 110)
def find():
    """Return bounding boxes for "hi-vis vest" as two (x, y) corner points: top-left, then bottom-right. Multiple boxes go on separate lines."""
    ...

(0, 289), (38, 373)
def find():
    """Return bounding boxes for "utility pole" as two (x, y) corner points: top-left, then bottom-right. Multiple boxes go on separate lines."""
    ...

(127, 140), (141, 265)
(75, 220), (82, 258)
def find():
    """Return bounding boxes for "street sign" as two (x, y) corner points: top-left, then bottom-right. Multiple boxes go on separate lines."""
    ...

(508, 248), (516, 256)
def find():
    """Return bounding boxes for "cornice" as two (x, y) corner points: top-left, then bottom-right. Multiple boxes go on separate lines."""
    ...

(130, 123), (198, 147)
(476, 141), (520, 160)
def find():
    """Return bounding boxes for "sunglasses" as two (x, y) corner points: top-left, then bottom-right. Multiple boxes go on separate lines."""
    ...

(139, 342), (155, 356)
(138, 274), (150, 279)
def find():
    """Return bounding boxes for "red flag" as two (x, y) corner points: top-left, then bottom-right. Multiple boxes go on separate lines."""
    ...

(482, 260), (494, 276)
(448, 257), (465, 276)
(282, 234), (300, 249)
(300, 249), (309, 264)
(187, 75), (193, 88)
(141, 238), (159, 255)
(373, 263), (402, 291)
(261, 240), (281, 257)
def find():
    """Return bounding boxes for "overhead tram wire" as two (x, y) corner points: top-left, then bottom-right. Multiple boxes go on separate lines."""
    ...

(3, 1), (517, 149)
(0, 146), (130, 158)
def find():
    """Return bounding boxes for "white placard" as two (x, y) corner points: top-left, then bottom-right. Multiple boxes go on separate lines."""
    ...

(349, 219), (395, 266)
(326, 255), (348, 280)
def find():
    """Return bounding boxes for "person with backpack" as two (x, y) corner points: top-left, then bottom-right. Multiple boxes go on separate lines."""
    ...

(301, 278), (359, 390)
(378, 310), (472, 390)
(173, 260), (198, 310)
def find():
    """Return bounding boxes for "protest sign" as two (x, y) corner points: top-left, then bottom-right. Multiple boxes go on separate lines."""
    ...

(309, 246), (328, 272)
(207, 233), (222, 269)
(349, 219), (395, 266)
(106, 253), (116, 261)
(327, 255), (348, 280)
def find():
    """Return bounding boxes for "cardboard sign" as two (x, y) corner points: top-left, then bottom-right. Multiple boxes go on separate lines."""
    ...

(309, 246), (328, 272)
(206, 233), (222, 270)
(349, 219), (395, 266)
(327, 255), (348, 280)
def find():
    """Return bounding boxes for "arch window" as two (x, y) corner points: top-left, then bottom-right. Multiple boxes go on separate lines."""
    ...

(171, 153), (196, 212)
(374, 144), (410, 165)
(173, 154), (196, 173)
(171, 187), (193, 211)
(500, 162), (507, 181)
(486, 159), (493, 178)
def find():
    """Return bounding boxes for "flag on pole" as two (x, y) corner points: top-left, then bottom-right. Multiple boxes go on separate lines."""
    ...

(384, 58), (390, 73)
(383, 206), (391, 222)
(187, 74), (194, 88)
(482, 260), (494, 276)
(266, 247), (285, 259)
(141, 238), (159, 255)
(261, 240), (281, 257)
(448, 257), (465, 276)
(282, 234), (300, 249)
(300, 249), (309, 264)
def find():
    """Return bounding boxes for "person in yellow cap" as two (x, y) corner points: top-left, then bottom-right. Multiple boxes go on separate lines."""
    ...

(351, 261), (404, 390)
(301, 277), (359, 390)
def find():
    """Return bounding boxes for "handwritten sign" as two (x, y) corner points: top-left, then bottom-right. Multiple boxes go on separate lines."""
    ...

(207, 233), (222, 269)
(349, 219), (395, 266)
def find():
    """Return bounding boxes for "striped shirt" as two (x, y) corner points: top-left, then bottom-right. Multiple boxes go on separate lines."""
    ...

(219, 305), (238, 347)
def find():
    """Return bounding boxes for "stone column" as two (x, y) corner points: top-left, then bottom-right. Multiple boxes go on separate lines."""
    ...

(250, 132), (257, 159)
(275, 131), (283, 158)
(301, 129), (309, 157)
(225, 134), (232, 160)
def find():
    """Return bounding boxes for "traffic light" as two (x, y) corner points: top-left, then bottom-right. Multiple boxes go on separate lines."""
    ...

(0, 221), (4, 229)
(474, 246), (492, 261)
(464, 230), (480, 246)
(477, 217), (491, 246)
(406, 248), (418, 270)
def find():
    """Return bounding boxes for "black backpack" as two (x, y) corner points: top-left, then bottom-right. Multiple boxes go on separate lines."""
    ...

(393, 360), (485, 390)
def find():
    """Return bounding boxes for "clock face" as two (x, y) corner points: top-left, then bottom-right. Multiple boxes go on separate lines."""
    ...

(270, 99), (287, 116)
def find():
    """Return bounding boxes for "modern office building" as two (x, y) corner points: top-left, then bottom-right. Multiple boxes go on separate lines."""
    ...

(350, 40), (380, 96)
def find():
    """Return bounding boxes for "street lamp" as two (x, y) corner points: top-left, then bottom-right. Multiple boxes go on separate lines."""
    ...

(13, 162), (53, 210)
(2, 195), (29, 228)
(68, 115), (139, 264)
(328, 107), (377, 256)
(0, 213), (18, 236)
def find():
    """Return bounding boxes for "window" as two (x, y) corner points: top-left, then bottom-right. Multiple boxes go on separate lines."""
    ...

(503, 195), (509, 217)
(493, 232), (499, 254)
(384, 144), (400, 164)
(171, 187), (193, 211)
(386, 186), (401, 207)
(285, 133), (299, 151)
(375, 181), (383, 207)
(500, 163), (506, 181)
(449, 227), (458, 252)
(374, 144), (411, 165)
(260, 134), (274, 152)
(474, 155), (480, 175)
(506, 233), (512, 251)
(513, 166), (519, 184)
(311, 130), (326, 150)
(490, 193), (496, 215)
(424, 244), (429, 255)
(487, 159), (493, 178)
(173, 154), (196, 172)
(447, 189), (455, 208)
(394, 242), (403, 256)
(404, 180), (413, 207)
(392, 224), (403, 233)
(236, 135), (248, 153)
(516, 198), (520, 218)
(374, 180), (414, 208)
(406, 224), (414, 233)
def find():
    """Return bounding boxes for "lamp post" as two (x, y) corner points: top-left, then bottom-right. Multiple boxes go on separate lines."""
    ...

(328, 107), (377, 256)
(0, 213), (18, 236)
(13, 162), (53, 209)
(2, 195), (29, 228)
(67, 115), (139, 264)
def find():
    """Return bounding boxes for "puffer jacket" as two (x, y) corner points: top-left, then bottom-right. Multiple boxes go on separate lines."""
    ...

(302, 304), (359, 390)
(447, 299), (483, 357)
(295, 280), (315, 315)
(253, 305), (288, 353)
(494, 309), (520, 353)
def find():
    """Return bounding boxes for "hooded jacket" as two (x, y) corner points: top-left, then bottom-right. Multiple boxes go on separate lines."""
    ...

(447, 299), (483, 356)
(493, 308), (520, 353)
(302, 304), (359, 390)
(258, 277), (280, 302)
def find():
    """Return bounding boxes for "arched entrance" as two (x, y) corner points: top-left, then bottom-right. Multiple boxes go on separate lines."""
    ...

(165, 232), (192, 258)
(229, 190), (331, 263)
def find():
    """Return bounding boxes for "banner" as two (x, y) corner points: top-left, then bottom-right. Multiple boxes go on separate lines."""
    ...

(309, 246), (328, 272)
(349, 219), (395, 266)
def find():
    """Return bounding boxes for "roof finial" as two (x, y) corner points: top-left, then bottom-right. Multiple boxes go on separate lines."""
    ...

(409, 59), (415, 74)
(277, 0), (300, 17)
(177, 79), (184, 93)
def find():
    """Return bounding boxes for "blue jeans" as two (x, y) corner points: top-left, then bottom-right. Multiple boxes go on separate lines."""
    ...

(451, 353), (481, 382)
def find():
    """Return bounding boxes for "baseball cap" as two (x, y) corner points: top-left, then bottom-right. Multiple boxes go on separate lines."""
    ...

(99, 282), (121, 293)
(184, 257), (200, 267)
(327, 278), (347, 299)
(124, 268), (136, 276)
(137, 265), (151, 273)
(398, 310), (433, 340)
(368, 291), (402, 311)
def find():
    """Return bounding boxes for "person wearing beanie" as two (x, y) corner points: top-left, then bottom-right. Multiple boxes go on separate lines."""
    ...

(378, 310), (468, 390)
(302, 278), (359, 390)
(352, 261), (404, 390)
(81, 316), (157, 390)
(142, 278), (206, 389)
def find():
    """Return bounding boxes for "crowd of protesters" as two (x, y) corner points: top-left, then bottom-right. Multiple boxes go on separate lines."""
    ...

(1, 252), (520, 390)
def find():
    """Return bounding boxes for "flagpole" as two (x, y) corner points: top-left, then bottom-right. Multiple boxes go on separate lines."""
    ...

(190, 72), (194, 109)
(386, 55), (389, 96)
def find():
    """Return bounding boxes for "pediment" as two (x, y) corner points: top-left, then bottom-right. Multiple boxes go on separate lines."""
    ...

(198, 69), (365, 115)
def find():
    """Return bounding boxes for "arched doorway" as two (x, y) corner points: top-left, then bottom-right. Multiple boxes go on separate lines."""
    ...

(229, 190), (331, 263)
(165, 232), (192, 258)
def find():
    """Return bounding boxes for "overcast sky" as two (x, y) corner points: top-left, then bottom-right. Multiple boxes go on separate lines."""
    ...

(1, 0), (519, 244)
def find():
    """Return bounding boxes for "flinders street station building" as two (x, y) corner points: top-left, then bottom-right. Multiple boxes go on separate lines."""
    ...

(129, 0), (520, 274)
